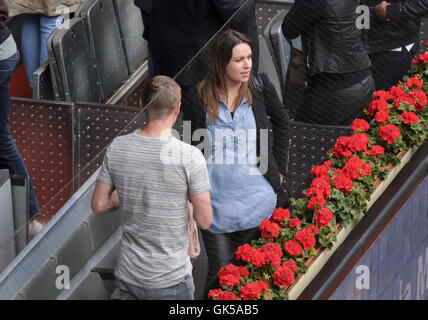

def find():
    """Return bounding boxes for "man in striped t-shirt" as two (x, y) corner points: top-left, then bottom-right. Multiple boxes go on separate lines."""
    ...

(91, 76), (212, 300)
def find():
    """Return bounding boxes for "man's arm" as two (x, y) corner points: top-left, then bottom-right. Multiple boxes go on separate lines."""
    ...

(210, 0), (246, 22)
(189, 191), (212, 230)
(375, 0), (428, 21)
(282, 0), (325, 40)
(91, 181), (120, 215)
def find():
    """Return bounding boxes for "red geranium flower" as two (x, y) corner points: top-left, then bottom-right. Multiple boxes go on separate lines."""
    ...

(350, 119), (370, 132)
(295, 228), (316, 250)
(208, 289), (223, 300)
(366, 145), (385, 156)
(314, 208), (334, 227)
(401, 111), (419, 125)
(218, 291), (238, 300)
(375, 109), (390, 123)
(282, 260), (297, 272)
(341, 157), (372, 180)
(369, 98), (388, 116)
(261, 243), (283, 268)
(240, 281), (269, 300)
(333, 174), (353, 195)
(394, 94), (415, 110)
(259, 218), (279, 240)
(305, 177), (332, 199)
(379, 124), (401, 144)
(409, 89), (427, 111)
(310, 224), (320, 234)
(310, 163), (331, 182)
(406, 77), (423, 89)
(389, 85), (405, 98)
(284, 239), (303, 256)
(307, 192), (326, 211)
(271, 207), (291, 224)
(289, 217), (301, 228)
(273, 264), (295, 288)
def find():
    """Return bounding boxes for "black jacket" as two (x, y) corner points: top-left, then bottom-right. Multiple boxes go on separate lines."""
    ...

(134, 0), (258, 84)
(181, 73), (290, 194)
(282, 0), (371, 77)
(361, 0), (428, 53)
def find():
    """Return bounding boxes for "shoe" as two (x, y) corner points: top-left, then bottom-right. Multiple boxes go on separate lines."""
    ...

(29, 220), (45, 241)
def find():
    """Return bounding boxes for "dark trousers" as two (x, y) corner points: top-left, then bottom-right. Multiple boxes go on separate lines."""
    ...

(0, 52), (40, 219)
(369, 43), (420, 91)
(295, 74), (375, 126)
(201, 226), (261, 299)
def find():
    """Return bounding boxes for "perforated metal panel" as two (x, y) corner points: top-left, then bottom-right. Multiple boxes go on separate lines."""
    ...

(286, 121), (350, 199)
(9, 99), (74, 222)
(75, 103), (143, 188)
(256, 0), (294, 37)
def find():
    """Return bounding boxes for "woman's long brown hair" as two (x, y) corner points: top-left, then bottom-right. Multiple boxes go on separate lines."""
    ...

(198, 29), (253, 123)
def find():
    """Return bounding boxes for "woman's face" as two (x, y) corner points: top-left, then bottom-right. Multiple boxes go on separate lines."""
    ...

(224, 43), (252, 85)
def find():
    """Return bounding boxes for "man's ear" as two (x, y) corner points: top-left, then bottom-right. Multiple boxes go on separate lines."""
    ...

(174, 101), (181, 115)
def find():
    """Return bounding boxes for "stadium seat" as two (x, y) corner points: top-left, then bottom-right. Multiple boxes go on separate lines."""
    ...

(113, 0), (148, 73)
(52, 18), (104, 102)
(77, 0), (129, 101)
(33, 61), (54, 100)
(85, 212), (120, 253)
(67, 272), (109, 300)
(52, 223), (93, 278)
(15, 257), (61, 300)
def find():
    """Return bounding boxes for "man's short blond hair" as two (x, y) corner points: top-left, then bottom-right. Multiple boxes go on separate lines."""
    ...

(141, 75), (181, 121)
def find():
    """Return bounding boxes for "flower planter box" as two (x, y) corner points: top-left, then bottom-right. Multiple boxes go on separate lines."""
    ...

(286, 146), (419, 300)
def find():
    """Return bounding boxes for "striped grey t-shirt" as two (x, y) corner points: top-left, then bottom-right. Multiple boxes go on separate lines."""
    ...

(97, 131), (210, 289)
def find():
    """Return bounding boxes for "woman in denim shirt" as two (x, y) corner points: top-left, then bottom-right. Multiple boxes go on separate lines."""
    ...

(182, 29), (290, 298)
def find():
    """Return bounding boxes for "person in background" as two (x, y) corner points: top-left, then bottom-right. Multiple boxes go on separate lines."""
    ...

(134, 0), (258, 84)
(281, 0), (375, 125)
(182, 29), (290, 298)
(5, 0), (83, 88)
(361, 0), (428, 91)
(0, 0), (41, 236)
(91, 75), (212, 300)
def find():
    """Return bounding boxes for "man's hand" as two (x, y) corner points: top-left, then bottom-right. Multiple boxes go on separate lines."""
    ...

(375, 1), (391, 21)
(279, 172), (284, 185)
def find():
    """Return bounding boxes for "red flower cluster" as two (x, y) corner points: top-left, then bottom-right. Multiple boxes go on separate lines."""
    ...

(333, 174), (353, 195)
(350, 119), (370, 132)
(310, 160), (332, 182)
(332, 133), (369, 158)
(307, 192), (326, 211)
(284, 239), (302, 256)
(314, 208), (334, 227)
(409, 89), (427, 111)
(208, 289), (238, 300)
(305, 177), (332, 199)
(261, 243), (283, 268)
(369, 98), (390, 123)
(239, 281), (269, 300)
(273, 263), (295, 288)
(295, 227), (316, 250)
(218, 264), (249, 288)
(406, 77), (423, 89)
(379, 124), (401, 144)
(289, 217), (301, 228)
(235, 244), (269, 268)
(259, 218), (279, 241)
(271, 207), (291, 225)
(337, 156), (372, 180)
(401, 111), (419, 125)
(366, 145), (384, 157)
(412, 51), (428, 64)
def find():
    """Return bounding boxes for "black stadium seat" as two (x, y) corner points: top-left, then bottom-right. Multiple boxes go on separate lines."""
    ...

(53, 18), (104, 102)
(77, 0), (129, 101)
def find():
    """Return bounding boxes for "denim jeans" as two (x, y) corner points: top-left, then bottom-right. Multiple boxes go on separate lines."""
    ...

(21, 14), (63, 87)
(116, 274), (195, 300)
(0, 52), (40, 219)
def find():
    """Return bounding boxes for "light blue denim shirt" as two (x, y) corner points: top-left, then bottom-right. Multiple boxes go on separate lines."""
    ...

(206, 97), (277, 234)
